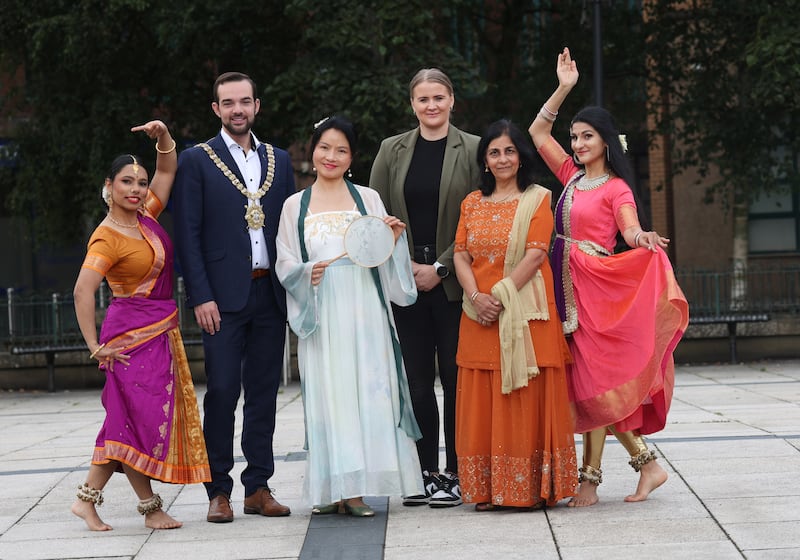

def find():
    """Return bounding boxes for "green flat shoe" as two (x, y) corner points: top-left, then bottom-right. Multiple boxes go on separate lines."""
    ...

(343, 501), (374, 517)
(311, 502), (342, 515)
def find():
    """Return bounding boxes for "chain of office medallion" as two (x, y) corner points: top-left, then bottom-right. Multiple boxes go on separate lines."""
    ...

(197, 142), (276, 202)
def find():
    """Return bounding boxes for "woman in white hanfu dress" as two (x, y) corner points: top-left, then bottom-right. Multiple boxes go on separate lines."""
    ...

(276, 116), (423, 517)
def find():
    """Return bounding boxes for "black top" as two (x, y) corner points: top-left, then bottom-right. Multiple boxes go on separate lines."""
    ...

(403, 136), (447, 247)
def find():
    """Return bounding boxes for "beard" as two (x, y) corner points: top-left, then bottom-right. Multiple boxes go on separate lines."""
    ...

(222, 115), (254, 137)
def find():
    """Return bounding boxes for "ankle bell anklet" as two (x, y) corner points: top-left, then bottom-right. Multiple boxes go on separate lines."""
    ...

(578, 465), (603, 485)
(77, 483), (104, 506)
(136, 493), (163, 515)
(628, 449), (657, 472)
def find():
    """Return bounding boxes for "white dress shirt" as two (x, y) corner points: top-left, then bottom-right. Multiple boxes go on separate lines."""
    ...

(220, 128), (270, 270)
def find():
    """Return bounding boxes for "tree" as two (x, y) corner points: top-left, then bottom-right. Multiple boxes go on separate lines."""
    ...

(1, 0), (649, 251)
(259, 0), (484, 181)
(0, 0), (300, 247)
(645, 0), (800, 304)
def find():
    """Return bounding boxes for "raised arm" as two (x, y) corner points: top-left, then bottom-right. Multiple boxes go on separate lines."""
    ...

(528, 47), (579, 150)
(131, 120), (177, 207)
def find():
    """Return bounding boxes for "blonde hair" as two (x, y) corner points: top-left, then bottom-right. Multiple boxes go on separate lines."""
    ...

(409, 68), (454, 99)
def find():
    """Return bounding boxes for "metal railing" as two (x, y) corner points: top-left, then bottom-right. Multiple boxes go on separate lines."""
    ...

(2, 267), (798, 347)
(1, 279), (201, 348)
(674, 266), (800, 316)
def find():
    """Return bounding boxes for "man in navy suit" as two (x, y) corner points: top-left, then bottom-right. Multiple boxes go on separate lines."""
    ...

(173, 72), (295, 523)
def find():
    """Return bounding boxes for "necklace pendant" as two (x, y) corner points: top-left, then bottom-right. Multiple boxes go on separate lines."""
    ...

(245, 203), (265, 230)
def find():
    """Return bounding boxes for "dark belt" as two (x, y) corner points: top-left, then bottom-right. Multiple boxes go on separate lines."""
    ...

(251, 269), (270, 279)
(413, 244), (436, 265)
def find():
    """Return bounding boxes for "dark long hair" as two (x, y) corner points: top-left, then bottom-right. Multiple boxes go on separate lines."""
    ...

(476, 119), (537, 196)
(571, 106), (648, 228)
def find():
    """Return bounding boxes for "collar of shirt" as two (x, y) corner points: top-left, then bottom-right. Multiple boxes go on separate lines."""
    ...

(220, 128), (261, 156)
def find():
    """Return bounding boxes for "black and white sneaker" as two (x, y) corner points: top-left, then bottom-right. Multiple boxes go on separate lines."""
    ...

(403, 471), (441, 506)
(429, 471), (462, 507)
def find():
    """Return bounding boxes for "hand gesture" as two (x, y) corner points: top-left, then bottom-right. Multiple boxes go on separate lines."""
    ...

(557, 47), (579, 89)
(93, 345), (131, 373)
(311, 261), (330, 286)
(131, 120), (169, 140)
(383, 215), (406, 242)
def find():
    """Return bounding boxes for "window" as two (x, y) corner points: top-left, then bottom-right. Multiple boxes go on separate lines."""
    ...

(749, 188), (799, 253)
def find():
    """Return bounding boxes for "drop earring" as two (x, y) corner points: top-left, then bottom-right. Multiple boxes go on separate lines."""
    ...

(347, 169), (353, 178)
(572, 153), (581, 166)
(606, 146), (610, 161)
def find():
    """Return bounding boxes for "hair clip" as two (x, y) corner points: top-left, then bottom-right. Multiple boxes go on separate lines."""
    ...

(313, 117), (330, 130)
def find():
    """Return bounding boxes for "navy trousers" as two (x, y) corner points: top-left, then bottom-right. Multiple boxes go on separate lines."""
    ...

(201, 275), (286, 499)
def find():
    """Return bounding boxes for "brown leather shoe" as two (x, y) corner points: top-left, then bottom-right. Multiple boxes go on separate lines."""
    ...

(243, 488), (291, 517)
(207, 495), (234, 523)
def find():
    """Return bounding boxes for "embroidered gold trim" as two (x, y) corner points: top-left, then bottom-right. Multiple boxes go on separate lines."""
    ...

(197, 142), (275, 230)
(557, 172), (614, 335)
(559, 176), (580, 334)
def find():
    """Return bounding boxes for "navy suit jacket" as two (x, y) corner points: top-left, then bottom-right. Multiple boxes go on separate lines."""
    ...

(172, 133), (295, 315)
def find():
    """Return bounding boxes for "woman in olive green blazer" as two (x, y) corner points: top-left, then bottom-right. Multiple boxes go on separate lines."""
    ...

(369, 68), (482, 509)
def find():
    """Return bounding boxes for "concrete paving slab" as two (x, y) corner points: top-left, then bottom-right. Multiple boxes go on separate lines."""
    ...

(558, 540), (743, 560)
(1, 360), (799, 558)
(705, 496), (800, 524)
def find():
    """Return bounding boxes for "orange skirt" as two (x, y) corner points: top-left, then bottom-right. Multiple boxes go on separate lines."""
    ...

(456, 366), (578, 507)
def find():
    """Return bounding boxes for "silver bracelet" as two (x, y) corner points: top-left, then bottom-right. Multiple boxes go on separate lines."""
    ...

(538, 110), (556, 123)
(541, 104), (558, 117)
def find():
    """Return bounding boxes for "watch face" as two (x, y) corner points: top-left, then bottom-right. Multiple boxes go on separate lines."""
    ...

(437, 265), (449, 278)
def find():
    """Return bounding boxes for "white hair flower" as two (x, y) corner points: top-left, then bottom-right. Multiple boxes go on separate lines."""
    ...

(101, 184), (111, 207)
(313, 117), (330, 130)
(619, 134), (628, 153)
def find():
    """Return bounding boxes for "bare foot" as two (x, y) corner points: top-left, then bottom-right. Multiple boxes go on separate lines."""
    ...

(145, 509), (183, 529)
(71, 499), (112, 531)
(567, 482), (599, 507)
(625, 460), (668, 502)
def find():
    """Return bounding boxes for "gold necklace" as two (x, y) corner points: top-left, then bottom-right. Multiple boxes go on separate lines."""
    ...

(107, 214), (139, 228)
(198, 142), (276, 230)
(489, 190), (517, 203)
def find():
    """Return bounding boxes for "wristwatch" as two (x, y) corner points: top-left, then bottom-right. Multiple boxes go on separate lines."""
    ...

(434, 262), (450, 279)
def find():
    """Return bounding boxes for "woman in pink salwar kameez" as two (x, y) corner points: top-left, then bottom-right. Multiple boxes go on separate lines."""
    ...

(72, 121), (210, 531)
(529, 48), (689, 507)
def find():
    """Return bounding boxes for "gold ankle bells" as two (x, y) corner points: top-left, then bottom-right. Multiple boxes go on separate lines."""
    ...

(628, 449), (657, 472)
(578, 465), (603, 485)
(136, 493), (163, 515)
(76, 483), (104, 506)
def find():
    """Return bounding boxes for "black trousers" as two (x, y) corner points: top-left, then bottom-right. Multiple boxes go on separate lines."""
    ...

(393, 284), (461, 473)
(201, 276), (286, 499)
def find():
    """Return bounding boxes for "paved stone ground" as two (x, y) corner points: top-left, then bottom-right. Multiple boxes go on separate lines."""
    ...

(1, 360), (799, 559)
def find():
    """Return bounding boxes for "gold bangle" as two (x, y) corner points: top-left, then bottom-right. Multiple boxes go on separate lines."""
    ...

(155, 139), (176, 154)
(89, 343), (106, 360)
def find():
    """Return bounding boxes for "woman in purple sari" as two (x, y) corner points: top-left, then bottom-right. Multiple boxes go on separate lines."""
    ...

(72, 121), (210, 531)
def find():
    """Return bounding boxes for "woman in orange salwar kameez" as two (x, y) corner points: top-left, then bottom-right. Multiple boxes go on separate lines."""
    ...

(529, 48), (689, 507)
(72, 121), (210, 532)
(454, 119), (577, 511)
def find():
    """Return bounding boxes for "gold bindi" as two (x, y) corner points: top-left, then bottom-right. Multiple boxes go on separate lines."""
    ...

(131, 155), (140, 177)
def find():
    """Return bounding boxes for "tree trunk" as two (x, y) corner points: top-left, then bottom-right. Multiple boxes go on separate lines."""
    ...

(730, 198), (749, 310)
